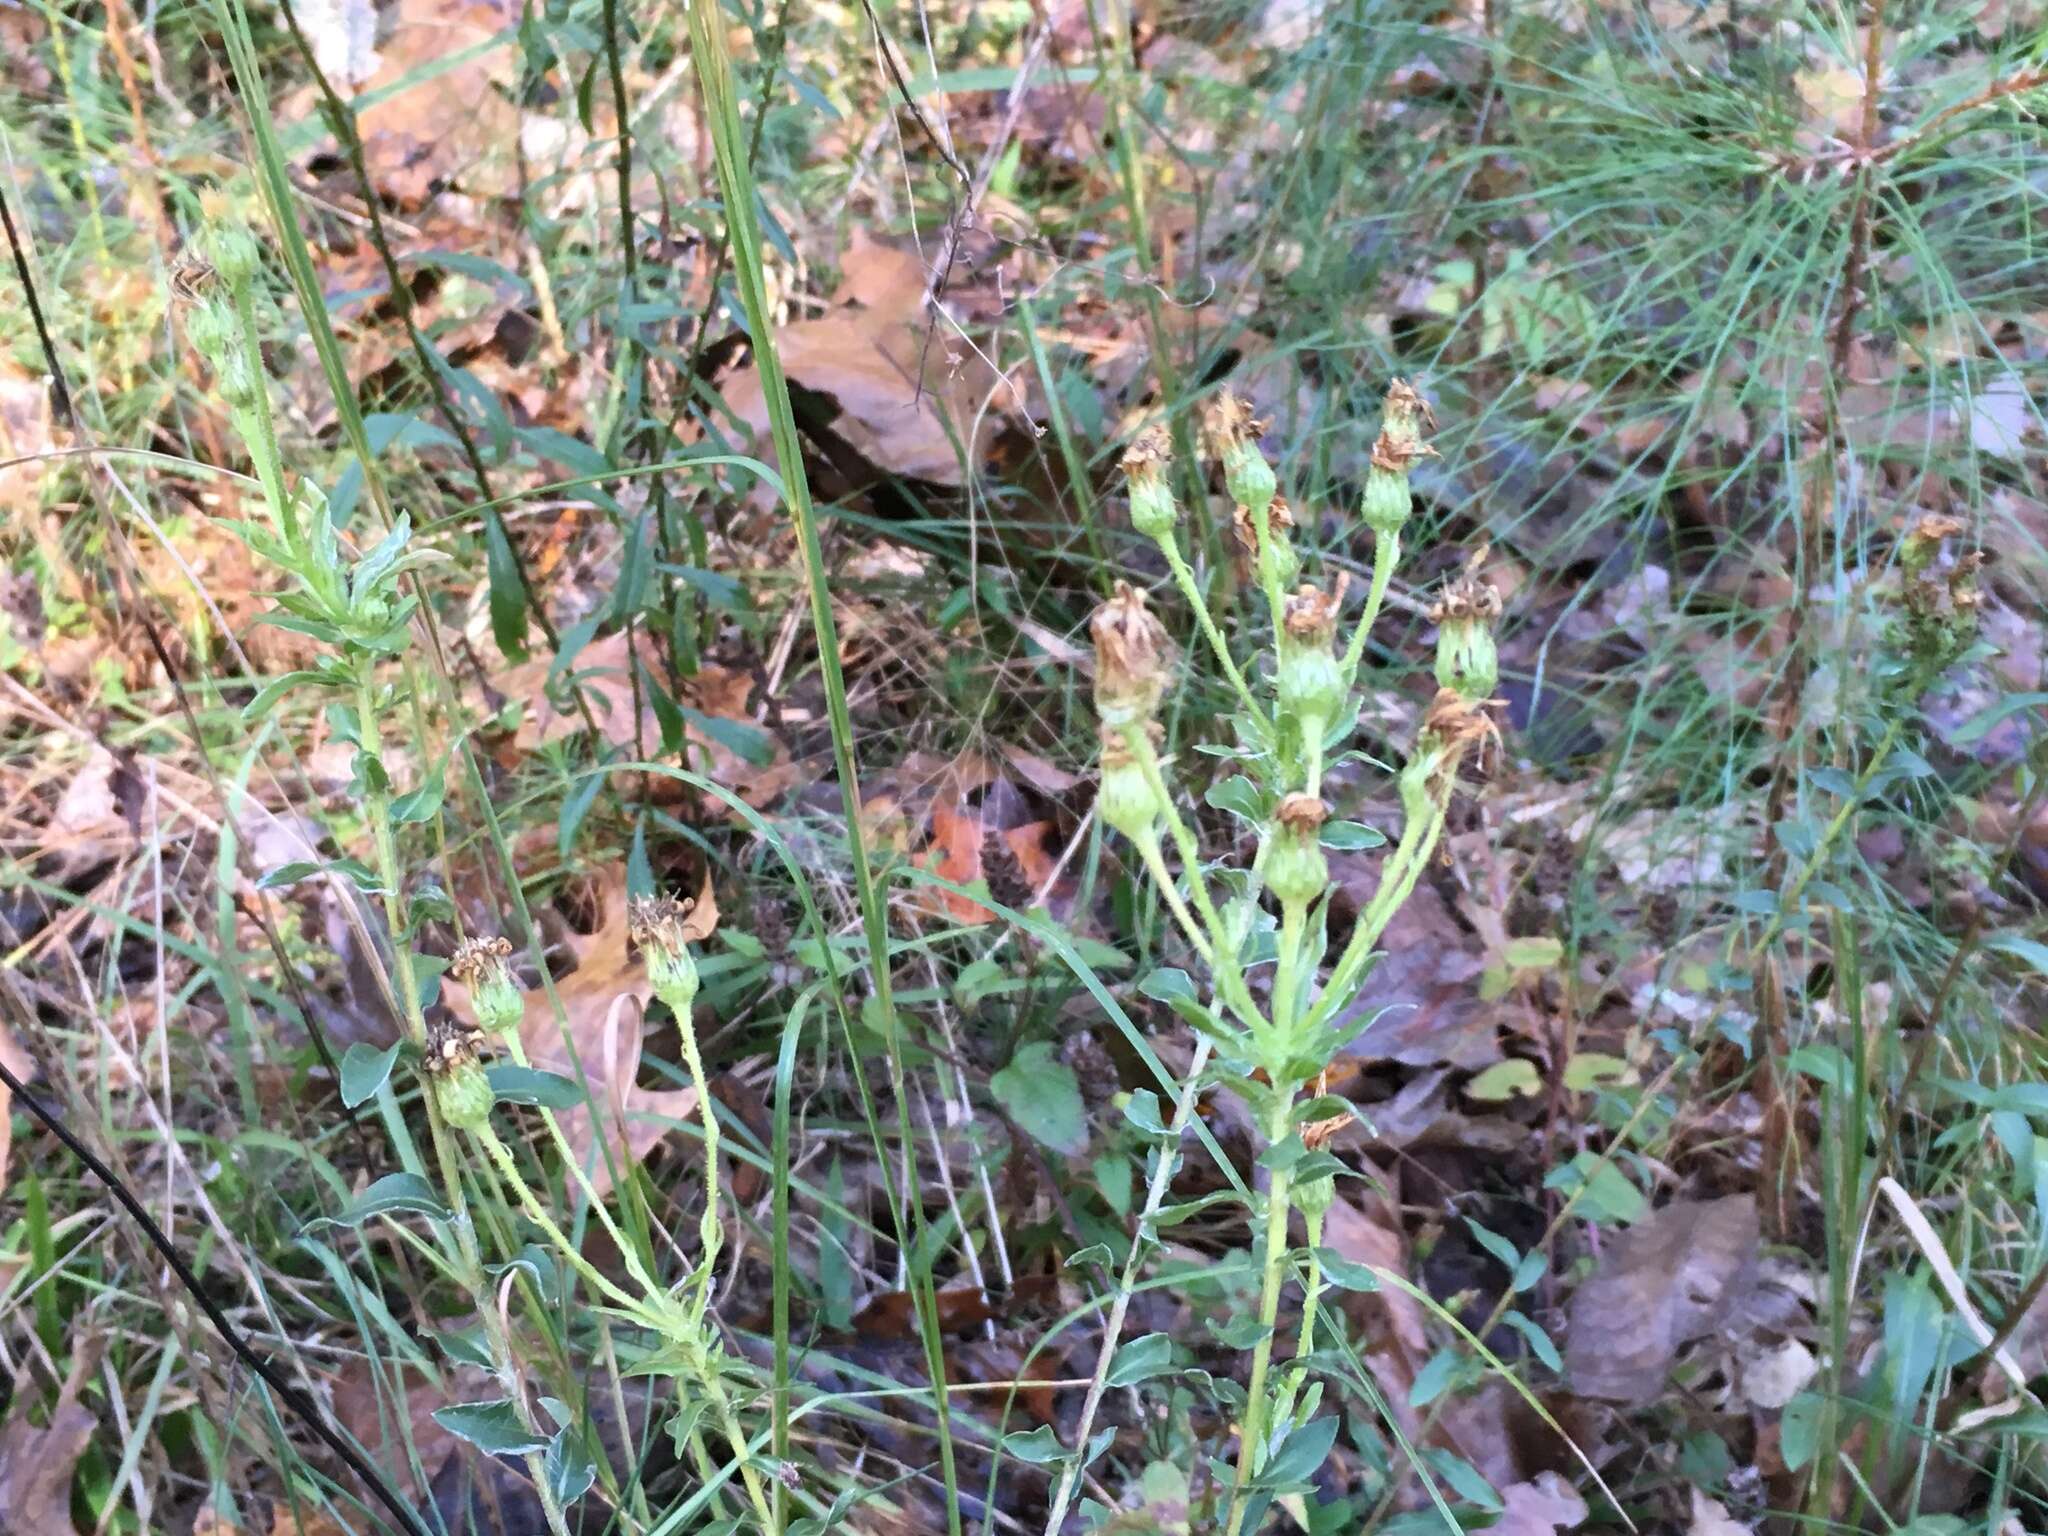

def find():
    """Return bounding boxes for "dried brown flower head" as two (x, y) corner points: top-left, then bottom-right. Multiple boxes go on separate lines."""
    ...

(1090, 581), (1175, 726)
(1284, 577), (1349, 645)
(1427, 548), (1503, 626)
(1369, 379), (1439, 474)
(1274, 793), (1330, 835)
(1202, 391), (1267, 457)
(424, 1015), (486, 1076)
(1120, 425), (1174, 481)
(449, 934), (514, 986)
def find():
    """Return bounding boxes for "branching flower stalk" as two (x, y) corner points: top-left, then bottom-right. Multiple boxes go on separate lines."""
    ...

(1053, 384), (1502, 1536)
(188, 218), (776, 1534)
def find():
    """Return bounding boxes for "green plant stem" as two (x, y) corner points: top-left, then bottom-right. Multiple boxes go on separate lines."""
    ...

(1341, 530), (1401, 682)
(671, 1006), (725, 1318)
(688, 3), (952, 1524)
(1157, 533), (1269, 730)
(1303, 802), (1447, 1037)
(473, 1125), (656, 1317)
(353, 672), (572, 1536)
(1134, 834), (1214, 965)
(498, 1036), (669, 1302)
(1273, 1205), (1327, 1430)
(1225, 1116), (1297, 1536)
(1273, 900), (1306, 1042)
(1121, 725), (1265, 1034)
(1039, 1036), (1215, 1535)
(1246, 493), (1290, 638)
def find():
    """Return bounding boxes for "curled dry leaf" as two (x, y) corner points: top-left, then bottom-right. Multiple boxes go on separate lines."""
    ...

(1565, 1194), (1761, 1403)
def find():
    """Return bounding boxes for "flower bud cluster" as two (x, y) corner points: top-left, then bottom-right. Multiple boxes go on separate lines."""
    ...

(1427, 552), (1503, 703)
(630, 895), (703, 1017)
(451, 935), (526, 1037)
(424, 1017), (493, 1131)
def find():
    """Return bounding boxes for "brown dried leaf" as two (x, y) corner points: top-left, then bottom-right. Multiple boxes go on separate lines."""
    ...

(0, 1364), (94, 1536)
(716, 235), (1003, 486)
(351, 0), (522, 205)
(0, 358), (57, 510)
(1494, 1474), (1589, 1535)
(1564, 1195), (1761, 1403)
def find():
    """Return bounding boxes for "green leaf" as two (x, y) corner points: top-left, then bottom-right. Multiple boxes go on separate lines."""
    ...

(484, 512), (528, 661)
(991, 1041), (1088, 1156)
(1463, 1218), (1521, 1273)
(1204, 774), (1268, 823)
(390, 761), (447, 824)
(1467, 1058), (1541, 1101)
(433, 1398), (550, 1457)
(1503, 1309), (1562, 1372)
(1106, 1332), (1176, 1387)
(1949, 692), (2048, 746)
(311, 1172), (449, 1230)
(1503, 935), (1563, 970)
(1319, 819), (1385, 851)
(1002, 1425), (1068, 1465)
(1779, 1391), (1826, 1471)
(560, 768), (605, 858)
(1986, 934), (2048, 979)
(1315, 1246), (1382, 1291)
(241, 669), (330, 721)
(1259, 1414), (1338, 1488)
(546, 1425), (598, 1504)
(1408, 1346), (1462, 1408)
(1122, 1089), (1170, 1137)
(1546, 1151), (1646, 1226)
(682, 707), (776, 768)
(257, 857), (385, 894)
(486, 1064), (587, 1109)
(1065, 1243), (1113, 1269)
(339, 1041), (401, 1108)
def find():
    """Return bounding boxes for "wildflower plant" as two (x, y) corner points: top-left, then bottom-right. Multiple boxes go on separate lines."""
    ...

(1049, 383), (1502, 1534)
(183, 213), (776, 1534)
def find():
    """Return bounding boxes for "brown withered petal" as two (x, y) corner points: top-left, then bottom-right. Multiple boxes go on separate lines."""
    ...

(1274, 792), (1330, 835)
(1427, 558), (1503, 626)
(1911, 513), (1966, 544)
(1301, 1108), (1355, 1151)
(1284, 576), (1350, 641)
(1091, 581), (1174, 691)
(1231, 495), (1297, 555)
(628, 894), (693, 953)
(424, 1015), (485, 1074)
(448, 934), (514, 985)
(1121, 425), (1173, 479)
(1202, 391), (1267, 456)
(1370, 379), (1440, 473)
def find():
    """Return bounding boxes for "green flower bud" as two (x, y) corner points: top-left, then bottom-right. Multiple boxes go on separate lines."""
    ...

(630, 895), (704, 1015)
(1360, 379), (1435, 538)
(1090, 582), (1174, 730)
(1121, 426), (1179, 540)
(1262, 793), (1329, 907)
(1428, 555), (1503, 702)
(183, 300), (235, 374)
(205, 221), (263, 291)
(451, 935), (526, 1037)
(1204, 391), (1276, 511)
(1097, 729), (1165, 844)
(1278, 581), (1348, 737)
(1293, 1172), (1336, 1221)
(424, 1019), (493, 1131)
